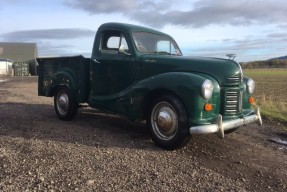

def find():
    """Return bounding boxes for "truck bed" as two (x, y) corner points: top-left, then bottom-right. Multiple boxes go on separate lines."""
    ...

(37, 55), (90, 103)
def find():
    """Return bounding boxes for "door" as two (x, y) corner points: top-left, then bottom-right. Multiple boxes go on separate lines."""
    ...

(90, 30), (138, 96)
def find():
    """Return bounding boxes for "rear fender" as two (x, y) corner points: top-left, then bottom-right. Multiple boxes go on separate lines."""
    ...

(44, 69), (77, 98)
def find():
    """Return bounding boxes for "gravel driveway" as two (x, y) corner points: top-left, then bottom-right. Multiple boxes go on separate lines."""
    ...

(0, 77), (286, 191)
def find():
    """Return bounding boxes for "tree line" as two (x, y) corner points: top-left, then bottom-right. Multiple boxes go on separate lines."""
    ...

(240, 60), (287, 69)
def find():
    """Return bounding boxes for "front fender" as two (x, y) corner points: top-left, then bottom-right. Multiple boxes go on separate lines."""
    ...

(130, 72), (220, 123)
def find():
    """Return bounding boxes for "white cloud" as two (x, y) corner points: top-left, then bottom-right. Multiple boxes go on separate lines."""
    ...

(65, 0), (287, 28)
(1, 29), (95, 41)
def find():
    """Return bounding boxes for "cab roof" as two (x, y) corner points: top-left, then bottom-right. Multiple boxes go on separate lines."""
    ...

(99, 22), (170, 37)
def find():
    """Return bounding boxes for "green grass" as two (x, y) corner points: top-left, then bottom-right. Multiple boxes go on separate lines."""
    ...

(244, 69), (287, 76)
(244, 69), (287, 124)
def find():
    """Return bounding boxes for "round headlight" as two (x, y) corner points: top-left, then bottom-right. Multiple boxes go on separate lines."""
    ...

(201, 80), (214, 100)
(247, 79), (255, 94)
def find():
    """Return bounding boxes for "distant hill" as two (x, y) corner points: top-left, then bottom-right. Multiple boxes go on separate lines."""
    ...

(240, 56), (287, 69)
(268, 55), (287, 61)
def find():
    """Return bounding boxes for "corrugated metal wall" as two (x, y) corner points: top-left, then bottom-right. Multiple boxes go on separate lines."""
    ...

(13, 63), (30, 76)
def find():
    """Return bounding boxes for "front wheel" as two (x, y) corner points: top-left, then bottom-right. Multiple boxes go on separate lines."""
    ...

(54, 87), (78, 121)
(147, 95), (191, 150)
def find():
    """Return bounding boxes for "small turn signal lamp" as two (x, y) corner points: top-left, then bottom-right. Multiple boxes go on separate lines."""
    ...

(204, 103), (213, 112)
(249, 96), (255, 104)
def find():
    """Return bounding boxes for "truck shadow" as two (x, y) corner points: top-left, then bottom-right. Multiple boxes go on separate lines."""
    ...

(0, 102), (157, 150)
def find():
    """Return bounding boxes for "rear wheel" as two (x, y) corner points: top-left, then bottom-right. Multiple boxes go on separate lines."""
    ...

(54, 87), (78, 121)
(147, 95), (191, 150)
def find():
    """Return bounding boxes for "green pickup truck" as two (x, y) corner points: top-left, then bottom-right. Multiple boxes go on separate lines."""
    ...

(37, 22), (262, 150)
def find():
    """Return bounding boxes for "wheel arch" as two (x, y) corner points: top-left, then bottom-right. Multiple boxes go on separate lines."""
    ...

(47, 70), (77, 98)
(50, 84), (70, 97)
(142, 88), (188, 120)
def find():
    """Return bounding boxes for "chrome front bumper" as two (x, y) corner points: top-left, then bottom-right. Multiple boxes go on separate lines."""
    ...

(189, 107), (262, 139)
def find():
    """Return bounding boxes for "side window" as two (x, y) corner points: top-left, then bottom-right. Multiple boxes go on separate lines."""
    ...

(107, 36), (120, 49)
(101, 31), (129, 54)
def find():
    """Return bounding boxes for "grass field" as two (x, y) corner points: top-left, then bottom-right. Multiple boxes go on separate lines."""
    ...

(244, 69), (287, 124)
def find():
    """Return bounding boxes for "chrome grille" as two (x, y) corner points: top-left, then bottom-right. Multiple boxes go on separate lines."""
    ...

(225, 74), (241, 85)
(225, 90), (238, 114)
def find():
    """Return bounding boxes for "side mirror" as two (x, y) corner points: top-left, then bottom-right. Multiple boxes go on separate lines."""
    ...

(119, 45), (131, 56)
(119, 45), (125, 53)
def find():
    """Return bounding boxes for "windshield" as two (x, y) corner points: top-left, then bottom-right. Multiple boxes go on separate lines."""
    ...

(132, 32), (182, 56)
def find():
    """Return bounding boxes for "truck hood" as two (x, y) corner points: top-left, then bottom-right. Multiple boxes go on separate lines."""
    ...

(140, 55), (242, 86)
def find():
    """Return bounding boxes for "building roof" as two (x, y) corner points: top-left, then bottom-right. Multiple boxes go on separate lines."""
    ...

(0, 58), (13, 62)
(0, 42), (38, 63)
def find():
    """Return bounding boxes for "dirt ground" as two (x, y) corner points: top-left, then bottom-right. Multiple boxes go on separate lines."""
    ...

(0, 77), (286, 191)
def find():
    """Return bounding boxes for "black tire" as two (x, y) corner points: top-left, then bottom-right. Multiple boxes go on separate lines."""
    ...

(54, 87), (78, 121)
(147, 95), (191, 150)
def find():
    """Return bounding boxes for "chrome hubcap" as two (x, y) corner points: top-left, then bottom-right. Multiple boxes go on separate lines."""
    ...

(157, 111), (173, 132)
(57, 92), (69, 115)
(151, 102), (178, 140)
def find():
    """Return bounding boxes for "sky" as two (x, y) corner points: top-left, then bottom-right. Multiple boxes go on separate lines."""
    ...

(0, 0), (287, 62)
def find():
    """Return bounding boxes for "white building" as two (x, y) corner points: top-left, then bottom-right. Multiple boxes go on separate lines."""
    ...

(0, 58), (13, 76)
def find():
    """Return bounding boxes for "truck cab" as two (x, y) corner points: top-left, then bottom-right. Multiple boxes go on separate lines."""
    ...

(37, 22), (262, 150)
